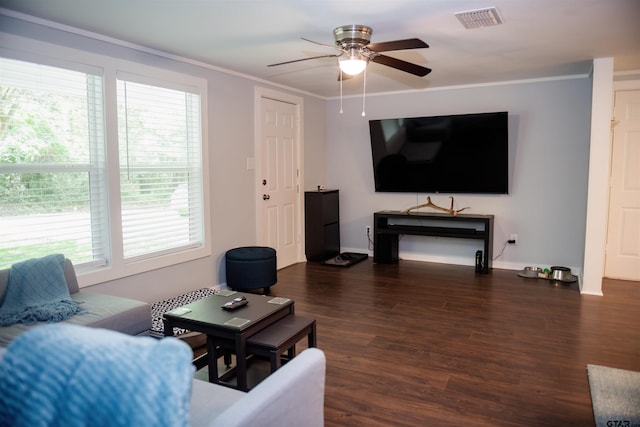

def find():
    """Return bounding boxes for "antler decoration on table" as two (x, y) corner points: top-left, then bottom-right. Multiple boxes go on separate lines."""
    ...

(401, 196), (470, 216)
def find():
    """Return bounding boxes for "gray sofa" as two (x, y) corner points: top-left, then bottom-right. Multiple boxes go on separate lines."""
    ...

(0, 258), (151, 346)
(190, 347), (326, 427)
(0, 260), (327, 426)
(0, 337), (326, 427)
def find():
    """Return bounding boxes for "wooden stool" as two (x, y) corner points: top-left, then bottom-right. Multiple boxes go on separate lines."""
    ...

(247, 315), (316, 372)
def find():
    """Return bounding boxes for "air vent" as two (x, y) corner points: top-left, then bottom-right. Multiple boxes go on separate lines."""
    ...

(455, 7), (503, 29)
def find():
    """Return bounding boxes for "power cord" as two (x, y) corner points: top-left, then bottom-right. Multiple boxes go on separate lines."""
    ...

(367, 228), (373, 251)
(493, 240), (509, 261)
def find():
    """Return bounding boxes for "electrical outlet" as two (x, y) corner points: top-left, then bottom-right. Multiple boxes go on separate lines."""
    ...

(366, 226), (371, 235)
(509, 234), (518, 245)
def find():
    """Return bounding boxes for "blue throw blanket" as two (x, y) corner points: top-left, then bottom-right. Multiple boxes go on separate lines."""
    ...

(0, 324), (194, 427)
(0, 254), (84, 326)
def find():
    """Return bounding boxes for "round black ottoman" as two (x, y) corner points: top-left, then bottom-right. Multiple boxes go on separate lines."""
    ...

(225, 246), (277, 294)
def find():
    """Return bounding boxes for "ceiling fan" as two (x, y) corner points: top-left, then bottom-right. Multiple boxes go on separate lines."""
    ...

(268, 25), (432, 80)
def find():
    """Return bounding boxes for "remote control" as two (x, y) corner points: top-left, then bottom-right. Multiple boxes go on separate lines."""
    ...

(221, 296), (248, 310)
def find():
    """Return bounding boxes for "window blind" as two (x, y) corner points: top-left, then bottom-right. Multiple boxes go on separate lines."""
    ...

(0, 57), (107, 269)
(116, 79), (204, 261)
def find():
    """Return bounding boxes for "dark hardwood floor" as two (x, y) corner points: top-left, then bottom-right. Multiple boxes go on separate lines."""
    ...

(266, 259), (640, 427)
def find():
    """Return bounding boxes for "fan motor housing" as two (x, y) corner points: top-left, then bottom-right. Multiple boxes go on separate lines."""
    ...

(334, 25), (372, 48)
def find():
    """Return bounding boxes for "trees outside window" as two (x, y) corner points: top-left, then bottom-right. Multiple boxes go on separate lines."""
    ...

(0, 56), (207, 278)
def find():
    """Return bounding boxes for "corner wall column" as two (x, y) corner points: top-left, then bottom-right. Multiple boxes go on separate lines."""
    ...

(582, 57), (614, 296)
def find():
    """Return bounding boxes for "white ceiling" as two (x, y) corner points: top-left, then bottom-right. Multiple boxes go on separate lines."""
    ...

(1, 0), (639, 98)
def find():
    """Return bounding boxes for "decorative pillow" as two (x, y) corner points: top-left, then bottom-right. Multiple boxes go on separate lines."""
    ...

(0, 324), (194, 427)
(0, 254), (84, 326)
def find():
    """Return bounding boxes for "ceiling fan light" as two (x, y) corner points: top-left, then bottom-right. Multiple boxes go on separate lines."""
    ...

(339, 57), (367, 75)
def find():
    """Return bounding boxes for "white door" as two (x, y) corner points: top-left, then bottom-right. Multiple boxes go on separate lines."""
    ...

(605, 89), (640, 280)
(256, 92), (302, 269)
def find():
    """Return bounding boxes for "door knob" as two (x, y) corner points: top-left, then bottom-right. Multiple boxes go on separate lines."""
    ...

(262, 194), (270, 200)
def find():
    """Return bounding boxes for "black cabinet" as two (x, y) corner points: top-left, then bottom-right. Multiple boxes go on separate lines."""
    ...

(305, 190), (340, 262)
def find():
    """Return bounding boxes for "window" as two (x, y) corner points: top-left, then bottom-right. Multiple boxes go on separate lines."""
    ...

(117, 76), (204, 261)
(0, 54), (209, 282)
(0, 57), (107, 267)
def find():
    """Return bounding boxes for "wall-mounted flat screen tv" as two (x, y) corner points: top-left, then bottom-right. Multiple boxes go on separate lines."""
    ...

(369, 111), (509, 194)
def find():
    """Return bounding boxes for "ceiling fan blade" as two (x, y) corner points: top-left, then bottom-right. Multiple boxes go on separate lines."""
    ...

(370, 54), (432, 77)
(267, 54), (340, 67)
(366, 38), (429, 52)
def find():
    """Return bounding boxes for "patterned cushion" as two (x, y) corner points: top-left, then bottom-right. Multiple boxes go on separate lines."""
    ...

(150, 288), (217, 337)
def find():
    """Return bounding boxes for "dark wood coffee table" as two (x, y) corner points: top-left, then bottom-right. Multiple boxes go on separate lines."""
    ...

(162, 291), (294, 391)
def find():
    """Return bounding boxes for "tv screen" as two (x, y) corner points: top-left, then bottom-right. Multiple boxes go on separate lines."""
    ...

(369, 111), (508, 194)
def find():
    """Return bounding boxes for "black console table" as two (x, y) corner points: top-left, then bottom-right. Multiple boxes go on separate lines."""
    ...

(373, 211), (494, 273)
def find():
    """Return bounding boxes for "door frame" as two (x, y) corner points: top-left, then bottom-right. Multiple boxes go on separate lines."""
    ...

(254, 86), (305, 266)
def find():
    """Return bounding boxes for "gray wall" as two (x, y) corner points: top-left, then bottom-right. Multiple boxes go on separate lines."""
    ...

(325, 78), (592, 273)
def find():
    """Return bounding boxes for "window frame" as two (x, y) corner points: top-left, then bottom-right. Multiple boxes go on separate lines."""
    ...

(0, 36), (211, 287)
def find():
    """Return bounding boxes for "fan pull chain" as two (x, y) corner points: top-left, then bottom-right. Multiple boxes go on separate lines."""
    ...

(339, 69), (344, 114)
(361, 65), (367, 117)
